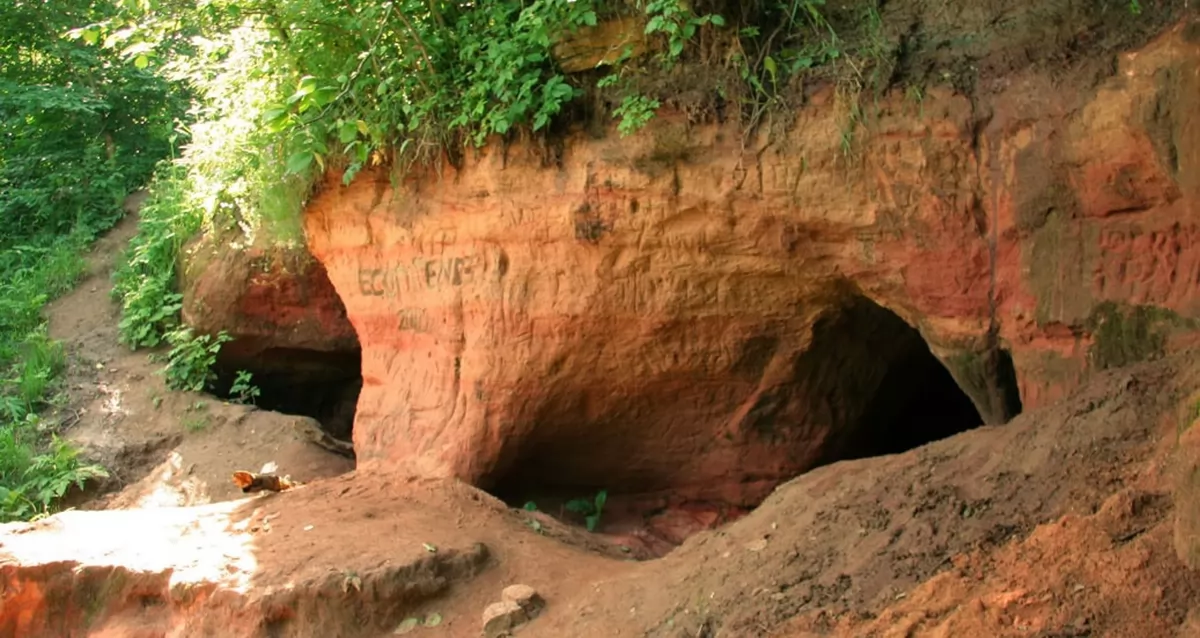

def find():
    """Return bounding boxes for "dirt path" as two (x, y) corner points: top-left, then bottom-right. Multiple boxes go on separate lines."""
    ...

(4, 194), (1200, 637)
(46, 194), (352, 509)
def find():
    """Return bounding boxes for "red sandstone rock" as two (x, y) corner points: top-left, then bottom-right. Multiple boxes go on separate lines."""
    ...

(181, 232), (358, 359)
(481, 600), (527, 638)
(303, 23), (1200, 505)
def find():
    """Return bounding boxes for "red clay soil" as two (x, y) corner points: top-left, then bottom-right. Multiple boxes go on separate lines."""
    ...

(5, 352), (1200, 637)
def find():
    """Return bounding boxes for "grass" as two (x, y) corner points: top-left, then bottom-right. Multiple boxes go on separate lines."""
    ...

(0, 225), (113, 521)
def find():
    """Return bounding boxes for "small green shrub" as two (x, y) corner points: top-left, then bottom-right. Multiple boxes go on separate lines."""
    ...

(613, 94), (661, 137)
(0, 427), (108, 522)
(229, 370), (261, 405)
(111, 165), (200, 349)
(565, 489), (609, 532)
(12, 332), (65, 413)
(156, 327), (232, 393)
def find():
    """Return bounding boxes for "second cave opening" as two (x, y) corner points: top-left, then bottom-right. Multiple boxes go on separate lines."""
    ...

(483, 294), (1019, 556)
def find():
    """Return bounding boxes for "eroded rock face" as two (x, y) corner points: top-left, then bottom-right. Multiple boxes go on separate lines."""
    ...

(182, 233), (359, 358)
(182, 235), (363, 437)
(304, 23), (1200, 504)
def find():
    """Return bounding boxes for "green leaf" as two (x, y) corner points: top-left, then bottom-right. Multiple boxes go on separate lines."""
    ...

(764, 55), (778, 84)
(262, 108), (288, 123)
(710, 14), (726, 27)
(285, 151), (314, 174)
(565, 498), (594, 515)
(134, 55), (149, 70)
(82, 28), (100, 45)
(310, 87), (339, 108)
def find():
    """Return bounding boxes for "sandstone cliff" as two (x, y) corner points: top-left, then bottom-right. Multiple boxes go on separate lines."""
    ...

(302, 21), (1200, 507)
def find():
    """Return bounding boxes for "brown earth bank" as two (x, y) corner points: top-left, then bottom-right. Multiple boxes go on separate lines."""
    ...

(4, 351), (1200, 637)
(302, 12), (1200, 528)
(43, 208), (352, 511)
(5, 1), (1200, 637)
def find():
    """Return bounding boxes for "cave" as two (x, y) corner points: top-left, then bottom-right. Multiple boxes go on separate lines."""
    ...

(485, 294), (1019, 551)
(805, 295), (999, 466)
(212, 344), (362, 447)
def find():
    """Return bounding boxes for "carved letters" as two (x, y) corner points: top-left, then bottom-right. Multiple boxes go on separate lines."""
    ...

(764, 162), (803, 195)
(1093, 224), (1200, 305)
(357, 251), (502, 298)
(397, 308), (430, 333)
(612, 272), (721, 314)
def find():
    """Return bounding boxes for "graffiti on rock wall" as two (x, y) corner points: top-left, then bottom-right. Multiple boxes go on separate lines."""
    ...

(356, 248), (508, 299)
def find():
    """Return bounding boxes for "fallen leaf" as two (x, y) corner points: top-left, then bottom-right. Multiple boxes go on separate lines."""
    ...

(393, 617), (421, 634)
(424, 612), (442, 627)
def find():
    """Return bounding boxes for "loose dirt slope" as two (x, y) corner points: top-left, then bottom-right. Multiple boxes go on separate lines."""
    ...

(43, 197), (351, 509)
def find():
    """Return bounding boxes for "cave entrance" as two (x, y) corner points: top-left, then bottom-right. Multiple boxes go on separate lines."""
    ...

(485, 294), (1016, 558)
(805, 295), (992, 466)
(212, 345), (362, 450)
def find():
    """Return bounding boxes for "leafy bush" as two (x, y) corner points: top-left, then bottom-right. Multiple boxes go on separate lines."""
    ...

(0, 0), (185, 521)
(565, 489), (609, 532)
(0, 429), (109, 522)
(229, 370), (261, 405)
(112, 165), (199, 348)
(156, 328), (233, 393)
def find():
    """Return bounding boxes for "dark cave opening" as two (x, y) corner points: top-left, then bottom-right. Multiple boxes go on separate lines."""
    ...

(808, 296), (990, 466)
(212, 345), (362, 448)
(484, 295), (1018, 556)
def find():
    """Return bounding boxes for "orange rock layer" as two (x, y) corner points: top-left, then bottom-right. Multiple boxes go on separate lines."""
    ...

(304, 24), (1200, 503)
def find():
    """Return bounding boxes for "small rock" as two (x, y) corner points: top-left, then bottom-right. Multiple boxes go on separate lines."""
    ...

(501, 583), (545, 618)
(482, 600), (527, 638)
(745, 538), (768, 552)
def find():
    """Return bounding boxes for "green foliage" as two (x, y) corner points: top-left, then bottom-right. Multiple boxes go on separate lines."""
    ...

(111, 166), (198, 348)
(0, 430), (109, 522)
(156, 328), (232, 393)
(642, 0), (725, 62)
(0, 0), (184, 522)
(229, 370), (261, 405)
(565, 489), (608, 532)
(614, 94), (661, 137)
(247, 0), (603, 181)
